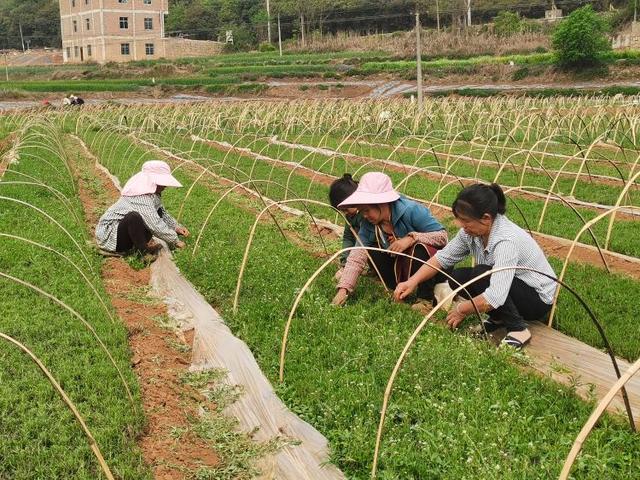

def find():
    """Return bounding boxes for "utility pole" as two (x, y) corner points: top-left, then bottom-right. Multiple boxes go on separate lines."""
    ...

(415, 11), (423, 112)
(278, 13), (283, 57)
(466, 0), (472, 27)
(436, 0), (441, 32)
(266, 0), (272, 43)
(4, 50), (8, 82)
(19, 23), (25, 53)
(635, 0), (638, 23)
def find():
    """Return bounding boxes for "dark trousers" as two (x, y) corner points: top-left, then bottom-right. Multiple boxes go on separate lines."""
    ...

(369, 243), (445, 301)
(115, 212), (152, 253)
(448, 264), (551, 332)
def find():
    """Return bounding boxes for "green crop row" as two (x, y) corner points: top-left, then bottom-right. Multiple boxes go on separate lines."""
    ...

(193, 131), (640, 259)
(0, 124), (148, 478)
(79, 124), (640, 479)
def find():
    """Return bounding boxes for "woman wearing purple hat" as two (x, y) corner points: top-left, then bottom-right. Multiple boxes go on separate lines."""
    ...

(96, 160), (189, 255)
(332, 171), (450, 308)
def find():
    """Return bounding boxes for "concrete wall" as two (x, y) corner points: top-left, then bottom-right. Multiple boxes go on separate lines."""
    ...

(163, 38), (223, 59)
(544, 9), (563, 21)
(612, 22), (640, 50)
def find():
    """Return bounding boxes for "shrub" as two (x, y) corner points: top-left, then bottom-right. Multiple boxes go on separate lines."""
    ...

(512, 67), (530, 81)
(259, 42), (276, 52)
(552, 5), (612, 69)
(494, 11), (523, 37)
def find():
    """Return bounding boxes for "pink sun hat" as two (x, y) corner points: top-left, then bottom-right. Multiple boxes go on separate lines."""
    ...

(338, 172), (400, 207)
(121, 160), (182, 196)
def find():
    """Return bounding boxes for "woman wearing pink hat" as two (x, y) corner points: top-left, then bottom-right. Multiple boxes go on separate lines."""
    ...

(96, 160), (189, 255)
(332, 171), (450, 307)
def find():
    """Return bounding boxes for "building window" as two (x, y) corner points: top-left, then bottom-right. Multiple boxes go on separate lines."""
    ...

(121, 43), (130, 55)
(85, 18), (91, 30)
(119, 17), (128, 29)
(118, 0), (128, 3)
(74, 46), (79, 57)
(145, 43), (154, 55)
(66, 47), (71, 59)
(87, 45), (92, 57)
(73, 20), (77, 33)
(144, 18), (153, 30)
(72, 0), (76, 6)
(85, 0), (89, 4)
(144, 0), (151, 4)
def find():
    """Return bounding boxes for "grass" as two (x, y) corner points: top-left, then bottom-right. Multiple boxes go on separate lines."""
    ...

(0, 123), (148, 478)
(79, 126), (640, 478)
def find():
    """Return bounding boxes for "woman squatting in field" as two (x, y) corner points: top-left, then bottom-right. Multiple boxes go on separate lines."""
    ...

(331, 172), (451, 307)
(96, 160), (190, 256)
(394, 183), (558, 350)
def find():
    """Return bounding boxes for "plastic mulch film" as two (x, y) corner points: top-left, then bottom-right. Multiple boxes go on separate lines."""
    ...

(150, 250), (346, 480)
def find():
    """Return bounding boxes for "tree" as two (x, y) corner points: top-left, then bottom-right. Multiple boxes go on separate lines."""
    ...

(552, 5), (612, 68)
(493, 11), (523, 36)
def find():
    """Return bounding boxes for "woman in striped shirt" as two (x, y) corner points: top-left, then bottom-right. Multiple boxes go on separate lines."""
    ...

(96, 160), (189, 255)
(394, 183), (557, 349)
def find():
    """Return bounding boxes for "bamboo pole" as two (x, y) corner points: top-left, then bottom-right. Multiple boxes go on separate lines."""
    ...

(371, 265), (632, 478)
(279, 246), (484, 384)
(559, 356), (640, 480)
(0, 332), (115, 480)
(232, 198), (389, 314)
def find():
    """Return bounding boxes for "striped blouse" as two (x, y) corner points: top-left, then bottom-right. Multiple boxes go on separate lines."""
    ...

(434, 214), (557, 308)
(96, 193), (180, 251)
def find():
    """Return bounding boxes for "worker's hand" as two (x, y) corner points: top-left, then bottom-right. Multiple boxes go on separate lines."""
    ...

(176, 226), (190, 237)
(175, 240), (186, 249)
(394, 279), (417, 302)
(334, 267), (344, 281)
(446, 304), (466, 329)
(388, 236), (414, 254)
(331, 288), (349, 306)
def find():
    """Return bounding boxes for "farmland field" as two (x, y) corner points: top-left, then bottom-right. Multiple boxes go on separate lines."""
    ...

(1, 95), (639, 478)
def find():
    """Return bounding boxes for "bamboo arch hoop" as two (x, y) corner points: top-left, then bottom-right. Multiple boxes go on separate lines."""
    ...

(502, 185), (610, 273)
(0, 233), (115, 323)
(232, 199), (389, 314)
(559, 356), (640, 480)
(192, 180), (322, 258)
(0, 270), (134, 405)
(371, 265), (635, 479)
(0, 196), (94, 273)
(0, 181), (83, 225)
(548, 204), (640, 327)
(604, 169), (640, 250)
(0, 332), (115, 480)
(278, 246), (485, 384)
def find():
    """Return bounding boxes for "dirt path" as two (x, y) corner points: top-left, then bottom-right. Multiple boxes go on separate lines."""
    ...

(67, 135), (221, 479)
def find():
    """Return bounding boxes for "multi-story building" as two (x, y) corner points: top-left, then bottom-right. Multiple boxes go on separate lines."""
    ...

(59, 0), (220, 64)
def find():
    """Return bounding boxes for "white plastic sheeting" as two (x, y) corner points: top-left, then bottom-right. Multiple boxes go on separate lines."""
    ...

(150, 251), (346, 479)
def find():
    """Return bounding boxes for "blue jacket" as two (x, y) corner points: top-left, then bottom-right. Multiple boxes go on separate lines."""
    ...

(358, 196), (444, 249)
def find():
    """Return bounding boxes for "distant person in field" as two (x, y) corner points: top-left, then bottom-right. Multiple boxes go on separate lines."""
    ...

(62, 94), (72, 106)
(394, 183), (558, 350)
(70, 94), (84, 106)
(96, 160), (189, 256)
(328, 174), (363, 281)
(332, 172), (450, 309)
